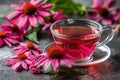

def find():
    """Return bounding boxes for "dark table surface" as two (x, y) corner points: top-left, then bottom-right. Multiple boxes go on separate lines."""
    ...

(0, 1), (120, 80)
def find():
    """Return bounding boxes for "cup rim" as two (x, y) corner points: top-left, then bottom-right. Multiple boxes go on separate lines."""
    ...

(50, 19), (103, 39)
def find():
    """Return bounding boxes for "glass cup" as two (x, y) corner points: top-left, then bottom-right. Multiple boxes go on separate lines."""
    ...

(50, 19), (114, 61)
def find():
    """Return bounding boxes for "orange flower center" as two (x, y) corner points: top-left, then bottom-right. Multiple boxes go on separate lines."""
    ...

(47, 45), (65, 59)
(23, 3), (37, 16)
(0, 31), (6, 38)
(12, 24), (19, 32)
(99, 7), (109, 18)
(26, 42), (35, 49)
(17, 53), (27, 60)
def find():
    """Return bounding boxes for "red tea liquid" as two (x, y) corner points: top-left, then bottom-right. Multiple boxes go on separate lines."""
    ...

(53, 26), (100, 61)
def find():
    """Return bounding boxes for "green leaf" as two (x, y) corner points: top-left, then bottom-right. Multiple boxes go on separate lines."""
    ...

(26, 31), (39, 44)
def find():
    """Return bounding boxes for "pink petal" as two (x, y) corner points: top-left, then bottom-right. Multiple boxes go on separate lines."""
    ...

(37, 16), (45, 24)
(52, 59), (59, 72)
(7, 11), (22, 19)
(3, 39), (12, 48)
(29, 16), (37, 27)
(20, 0), (26, 5)
(11, 62), (21, 71)
(5, 17), (15, 25)
(11, 4), (21, 10)
(22, 61), (28, 70)
(5, 38), (19, 44)
(43, 60), (51, 71)
(54, 10), (63, 18)
(33, 0), (47, 5)
(101, 19), (112, 25)
(18, 16), (28, 27)
(25, 59), (32, 65)
(0, 38), (4, 47)
(61, 59), (72, 67)
(88, 11), (100, 22)
(5, 59), (17, 66)
(104, 0), (116, 8)
(32, 50), (40, 56)
(38, 11), (51, 16)
(42, 23), (51, 31)
(92, 0), (102, 9)
(41, 4), (54, 9)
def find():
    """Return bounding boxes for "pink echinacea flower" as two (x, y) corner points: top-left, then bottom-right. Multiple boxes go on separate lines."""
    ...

(0, 31), (19, 47)
(1, 18), (24, 41)
(7, 0), (54, 30)
(34, 45), (75, 72)
(88, 0), (117, 28)
(42, 10), (67, 31)
(13, 42), (42, 56)
(5, 53), (36, 71)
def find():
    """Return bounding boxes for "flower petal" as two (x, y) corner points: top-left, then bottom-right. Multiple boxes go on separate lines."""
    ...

(0, 38), (4, 47)
(42, 23), (51, 31)
(18, 16), (28, 27)
(43, 59), (51, 71)
(41, 4), (54, 9)
(25, 59), (32, 65)
(11, 62), (21, 71)
(52, 59), (59, 72)
(61, 59), (72, 67)
(104, 0), (116, 8)
(11, 4), (21, 10)
(5, 59), (17, 66)
(22, 61), (28, 70)
(3, 39), (12, 48)
(92, 0), (102, 9)
(29, 16), (37, 27)
(38, 11), (51, 16)
(5, 38), (19, 44)
(37, 16), (45, 24)
(101, 18), (112, 25)
(7, 11), (22, 19)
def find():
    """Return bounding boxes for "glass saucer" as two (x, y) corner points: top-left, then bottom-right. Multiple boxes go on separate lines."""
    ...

(43, 42), (111, 66)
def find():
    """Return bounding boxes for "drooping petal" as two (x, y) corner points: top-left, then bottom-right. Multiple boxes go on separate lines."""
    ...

(42, 23), (51, 31)
(5, 59), (17, 66)
(0, 38), (4, 47)
(11, 4), (21, 10)
(41, 4), (54, 9)
(43, 59), (51, 71)
(11, 62), (21, 71)
(25, 59), (32, 65)
(92, 0), (102, 9)
(104, 0), (116, 8)
(29, 16), (37, 27)
(21, 61), (28, 70)
(7, 11), (22, 19)
(101, 18), (112, 25)
(61, 59), (72, 67)
(37, 16), (45, 24)
(18, 16), (28, 27)
(52, 59), (59, 72)
(3, 39), (12, 48)
(38, 11), (51, 16)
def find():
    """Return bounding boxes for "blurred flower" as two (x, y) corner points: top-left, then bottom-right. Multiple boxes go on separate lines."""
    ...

(34, 45), (75, 72)
(42, 10), (67, 31)
(1, 18), (24, 41)
(0, 31), (19, 47)
(5, 53), (35, 71)
(13, 42), (42, 56)
(88, 0), (117, 28)
(7, 0), (54, 31)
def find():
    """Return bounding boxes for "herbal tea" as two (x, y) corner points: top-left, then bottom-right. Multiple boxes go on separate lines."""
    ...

(53, 26), (100, 60)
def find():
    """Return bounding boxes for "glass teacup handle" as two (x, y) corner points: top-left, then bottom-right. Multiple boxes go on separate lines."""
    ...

(97, 27), (114, 47)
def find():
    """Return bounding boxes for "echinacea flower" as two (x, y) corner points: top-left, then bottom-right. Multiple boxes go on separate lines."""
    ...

(0, 31), (19, 47)
(42, 10), (67, 31)
(7, 0), (54, 30)
(34, 45), (75, 72)
(88, 0), (117, 28)
(1, 18), (24, 41)
(5, 52), (36, 71)
(13, 42), (42, 56)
